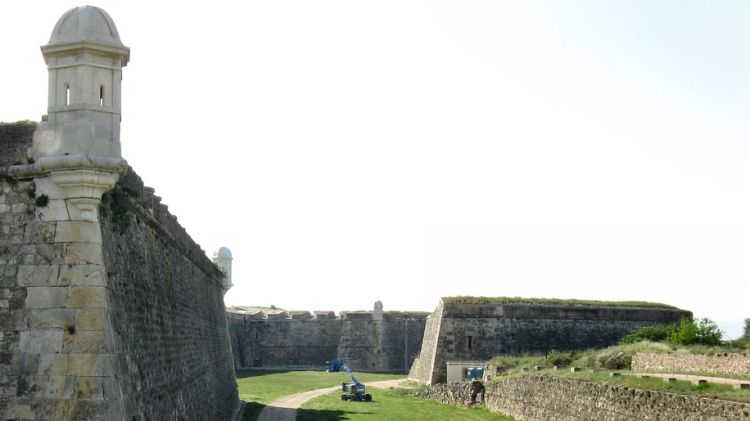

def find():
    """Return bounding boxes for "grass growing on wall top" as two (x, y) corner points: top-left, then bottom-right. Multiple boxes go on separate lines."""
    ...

(443, 296), (677, 309)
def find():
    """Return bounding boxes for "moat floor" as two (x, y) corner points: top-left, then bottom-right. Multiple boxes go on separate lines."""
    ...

(257, 379), (406, 421)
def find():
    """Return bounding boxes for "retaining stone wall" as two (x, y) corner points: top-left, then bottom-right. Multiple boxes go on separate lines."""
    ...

(633, 352), (750, 378)
(420, 375), (750, 420)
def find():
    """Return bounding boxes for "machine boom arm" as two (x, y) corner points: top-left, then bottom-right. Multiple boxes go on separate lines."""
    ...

(329, 359), (362, 385)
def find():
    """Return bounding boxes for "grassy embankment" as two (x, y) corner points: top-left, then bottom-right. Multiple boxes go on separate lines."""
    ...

(299, 385), (515, 421)
(236, 370), (404, 420)
(488, 341), (750, 404)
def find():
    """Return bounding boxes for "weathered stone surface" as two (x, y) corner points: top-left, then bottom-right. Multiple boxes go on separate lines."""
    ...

(63, 330), (112, 353)
(55, 221), (102, 244)
(75, 377), (103, 400)
(66, 286), (108, 309)
(37, 354), (69, 377)
(58, 264), (105, 286)
(63, 243), (104, 265)
(66, 354), (112, 377)
(16, 265), (60, 287)
(33, 177), (67, 200)
(36, 375), (75, 399)
(74, 308), (107, 330)
(6, 403), (35, 420)
(19, 330), (63, 353)
(35, 199), (70, 222)
(25, 286), (68, 308)
(26, 308), (75, 329)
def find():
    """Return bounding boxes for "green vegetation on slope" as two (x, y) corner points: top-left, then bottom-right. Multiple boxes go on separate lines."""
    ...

(299, 386), (515, 421)
(549, 371), (750, 404)
(236, 370), (404, 421)
(443, 296), (676, 308)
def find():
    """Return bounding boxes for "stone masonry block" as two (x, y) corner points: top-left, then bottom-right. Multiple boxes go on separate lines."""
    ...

(67, 286), (107, 308)
(36, 375), (75, 399)
(20, 330), (64, 353)
(23, 222), (57, 243)
(26, 308), (75, 329)
(17, 265), (60, 286)
(38, 354), (69, 376)
(25, 287), (68, 308)
(76, 377), (103, 400)
(59, 264), (105, 286)
(75, 309), (107, 330)
(35, 199), (70, 222)
(34, 177), (67, 200)
(66, 354), (112, 377)
(64, 243), (104, 265)
(6, 404), (35, 420)
(63, 330), (112, 353)
(55, 221), (102, 244)
(15, 353), (40, 376)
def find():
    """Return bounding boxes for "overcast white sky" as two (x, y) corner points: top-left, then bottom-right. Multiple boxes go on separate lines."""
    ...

(2, 1), (749, 337)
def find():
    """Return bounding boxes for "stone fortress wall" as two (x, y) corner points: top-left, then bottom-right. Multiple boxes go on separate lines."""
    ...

(227, 305), (428, 372)
(1, 5), (238, 419)
(419, 375), (750, 420)
(632, 351), (750, 378)
(0, 123), (239, 420)
(410, 297), (692, 384)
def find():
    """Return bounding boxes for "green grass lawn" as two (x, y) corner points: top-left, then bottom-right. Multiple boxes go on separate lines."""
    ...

(236, 370), (405, 420)
(299, 387), (515, 421)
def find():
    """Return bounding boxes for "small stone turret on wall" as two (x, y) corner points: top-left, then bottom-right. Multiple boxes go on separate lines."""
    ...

(212, 247), (233, 292)
(373, 300), (383, 321)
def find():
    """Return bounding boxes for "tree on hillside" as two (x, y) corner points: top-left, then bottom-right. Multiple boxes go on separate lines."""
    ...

(668, 317), (723, 346)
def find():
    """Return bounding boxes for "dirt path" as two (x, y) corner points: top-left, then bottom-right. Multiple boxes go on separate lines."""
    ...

(257, 379), (407, 421)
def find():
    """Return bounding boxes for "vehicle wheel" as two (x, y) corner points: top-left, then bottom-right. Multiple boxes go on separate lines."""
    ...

(341, 395), (348, 401)
(365, 394), (372, 402)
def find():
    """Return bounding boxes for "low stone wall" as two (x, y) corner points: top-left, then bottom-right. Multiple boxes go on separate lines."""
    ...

(633, 352), (750, 378)
(419, 375), (750, 420)
(417, 382), (473, 407)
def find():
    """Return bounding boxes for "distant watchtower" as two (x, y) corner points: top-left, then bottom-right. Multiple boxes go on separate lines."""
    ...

(32, 5), (130, 159)
(213, 247), (234, 293)
(373, 300), (383, 321)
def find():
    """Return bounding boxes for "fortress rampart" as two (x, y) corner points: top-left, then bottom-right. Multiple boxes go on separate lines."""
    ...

(227, 308), (427, 372)
(0, 122), (238, 420)
(410, 297), (691, 384)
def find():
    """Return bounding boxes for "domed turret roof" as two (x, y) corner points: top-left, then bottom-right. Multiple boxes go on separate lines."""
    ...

(215, 247), (232, 259)
(48, 6), (124, 48)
